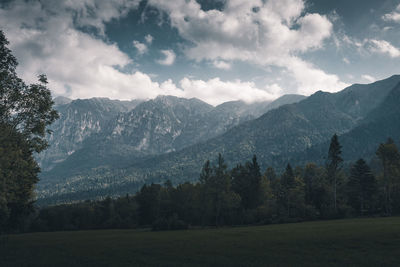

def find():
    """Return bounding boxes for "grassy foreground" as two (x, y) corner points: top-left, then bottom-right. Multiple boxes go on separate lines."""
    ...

(1, 217), (400, 267)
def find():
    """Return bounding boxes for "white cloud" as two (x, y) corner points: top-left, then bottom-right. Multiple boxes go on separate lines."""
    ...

(157, 49), (176, 65)
(212, 60), (231, 70)
(0, 0), (277, 105)
(382, 4), (400, 23)
(281, 56), (348, 95)
(361, 75), (376, 83)
(178, 78), (278, 106)
(133, 40), (148, 55)
(152, 77), (279, 105)
(342, 57), (350, 64)
(0, 0), (158, 100)
(148, 0), (347, 94)
(145, 34), (154, 44)
(334, 34), (400, 60)
(368, 39), (400, 58)
(383, 26), (393, 32)
(0, 0), (351, 106)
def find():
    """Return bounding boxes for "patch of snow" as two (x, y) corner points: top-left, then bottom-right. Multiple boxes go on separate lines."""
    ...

(112, 125), (123, 135)
(136, 136), (149, 151)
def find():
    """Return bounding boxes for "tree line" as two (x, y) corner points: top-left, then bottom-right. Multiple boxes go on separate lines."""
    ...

(28, 135), (400, 232)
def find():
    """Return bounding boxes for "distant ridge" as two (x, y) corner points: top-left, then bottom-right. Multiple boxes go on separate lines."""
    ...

(37, 76), (400, 204)
(37, 76), (400, 203)
(53, 96), (72, 106)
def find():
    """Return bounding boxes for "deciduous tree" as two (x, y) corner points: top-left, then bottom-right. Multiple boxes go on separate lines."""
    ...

(0, 30), (58, 231)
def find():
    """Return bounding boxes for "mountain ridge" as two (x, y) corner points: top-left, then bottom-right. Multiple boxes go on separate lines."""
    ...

(37, 75), (400, 204)
(38, 93), (305, 175)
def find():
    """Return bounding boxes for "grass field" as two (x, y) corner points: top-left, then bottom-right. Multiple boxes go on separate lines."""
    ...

(1, 217), (400, 266)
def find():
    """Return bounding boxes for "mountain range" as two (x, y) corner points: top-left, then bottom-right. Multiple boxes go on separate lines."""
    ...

(36, 75), (400, 204)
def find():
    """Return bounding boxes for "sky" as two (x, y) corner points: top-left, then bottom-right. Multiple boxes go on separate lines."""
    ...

(1, 0), (400, 105)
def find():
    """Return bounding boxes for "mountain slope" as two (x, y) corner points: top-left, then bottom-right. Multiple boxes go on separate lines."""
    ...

(342, 81), (400, 159)
(126, 75), (400, 180)
(36, 75), (400, 203)
(296, 80), (400, 165)
(40, 94), (305, 181)
(36, 97), (143, 171)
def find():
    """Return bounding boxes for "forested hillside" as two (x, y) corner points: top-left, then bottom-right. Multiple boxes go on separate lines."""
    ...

(37, 94), (305, 201)
(33, 136), (400, 231)
(37, 76), (400, 204)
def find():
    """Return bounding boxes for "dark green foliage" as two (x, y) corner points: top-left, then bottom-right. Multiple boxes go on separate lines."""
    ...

(0, 30), (57, 232)
(152, 213), (188, 231)
(172, 182), (202, 225)
(199, 159), (212, 184)
(135, 183), (162, 225)
(31, 196), (138, 232)
(303, 163), (329, 217)
(376, 138), (400, 215)
(347, 159), (378, 215)
(231, 155), (263, 210)
(0, 30), (58, 153)
(326, 134), (343, 212)
(201, 154), (241, 226)
(277, 164), (305, 219)
(264, 167), (277, 183)
(281, 163), (295, 190)
(0, 124), (39, 231)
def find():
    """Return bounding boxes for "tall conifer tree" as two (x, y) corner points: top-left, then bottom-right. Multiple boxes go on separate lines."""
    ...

(326, 134), (343, 212)
(347, 159), (377, 215)
(376, 138), (400, 215)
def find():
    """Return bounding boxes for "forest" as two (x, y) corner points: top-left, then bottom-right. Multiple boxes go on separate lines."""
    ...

(26, 134), (400, 232)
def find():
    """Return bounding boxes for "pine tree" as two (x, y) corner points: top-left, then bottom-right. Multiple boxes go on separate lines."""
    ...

(213, 153), (230, 226)
(135, 184), (162, 225)
(231, 155), (262, 210)
(199, 159), (213, 226)
(281, 163), (295, 189)
(302, 163), (329, 216)
(326, 134), (343, 212)
(347, 159), (377, 215)
(264, 167), (277, 183)
(303, 163), (317, 206)
(247, 155), (262, 208)
(199, 160), (212, 185)
(280, 163), (295, 217)
(200, 154), (234, 226)
(376, 138), (400, 215)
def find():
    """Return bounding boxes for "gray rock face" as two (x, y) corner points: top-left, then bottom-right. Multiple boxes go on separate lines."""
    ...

(36, 98), (142, 171)
(37, 92), (308, 202)
(39, 94), (305, 171)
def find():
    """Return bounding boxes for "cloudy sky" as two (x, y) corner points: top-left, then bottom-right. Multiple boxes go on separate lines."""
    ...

(1, 0), (400, 105)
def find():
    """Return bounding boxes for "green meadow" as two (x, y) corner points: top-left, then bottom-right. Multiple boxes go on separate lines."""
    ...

(1, 217), (400, 267)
